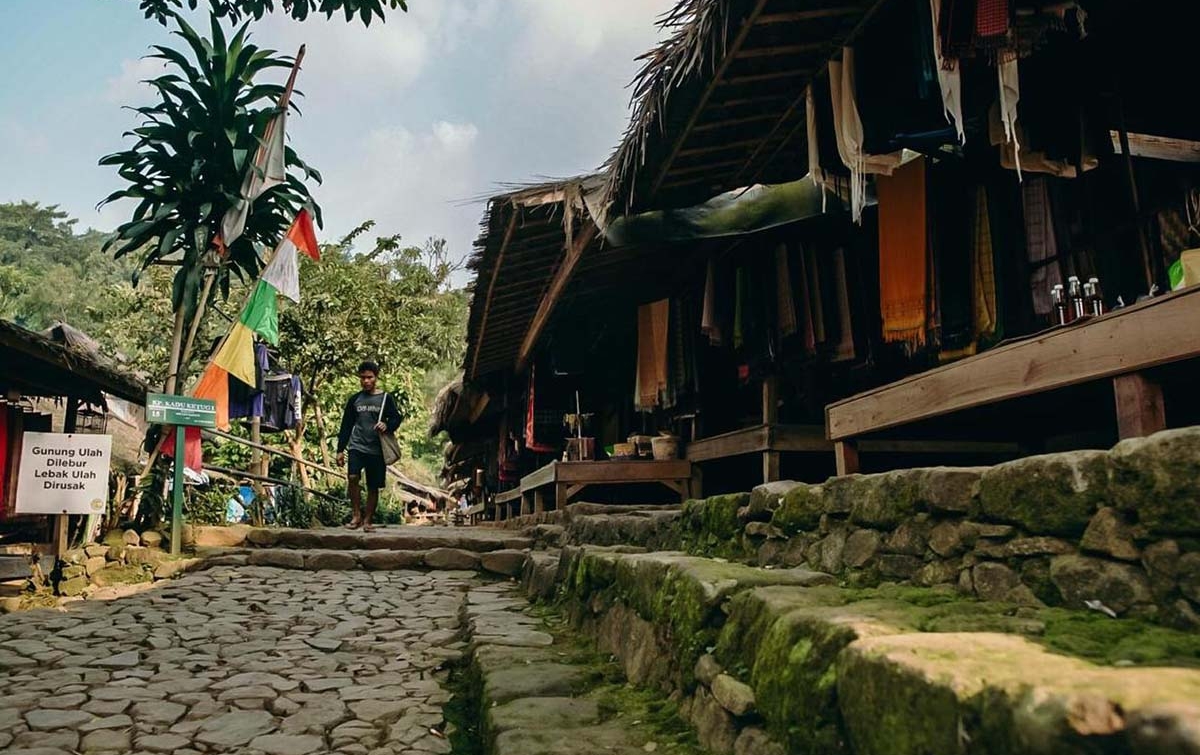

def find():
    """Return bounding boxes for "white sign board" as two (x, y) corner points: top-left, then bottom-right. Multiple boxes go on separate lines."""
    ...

(15, 433), (112, 515)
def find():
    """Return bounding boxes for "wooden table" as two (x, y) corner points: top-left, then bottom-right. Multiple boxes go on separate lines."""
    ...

(515, 459), (694, 516)
(825, 287), (1200, 474)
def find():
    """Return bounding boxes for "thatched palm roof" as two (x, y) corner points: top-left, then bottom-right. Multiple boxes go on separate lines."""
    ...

(604, 0), (879, 214)
(462, 176), (604, 381)
(1, 319), (147, 404)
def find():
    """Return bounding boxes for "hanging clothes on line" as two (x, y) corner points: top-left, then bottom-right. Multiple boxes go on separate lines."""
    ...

(877, 157), (929, 347)
(524, 364), (557, 453)
(634, 299), (670, 411)
(972, 186), (1000, 344)
(700, 258), (723, 346)
(793, 244), (817, 356)
(805, 245), (826, 345)
(929, 0), (965, 143)
(831, 249), (857, 362)
(161, 425), (203, 472)
(1021, 177), (1062, 317)
(829, 49), (903, 223)
(930, 162), (974, 353)
(260, 374), (301, 433)
(774, 245), (798, 338)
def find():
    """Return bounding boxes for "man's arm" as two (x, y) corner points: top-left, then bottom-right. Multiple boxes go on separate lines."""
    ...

(335, 396), (356, 454)
(382, 393), (403, 433)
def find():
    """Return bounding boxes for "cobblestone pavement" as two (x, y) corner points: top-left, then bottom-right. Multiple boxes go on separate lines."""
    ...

(0, 566), (482, 754)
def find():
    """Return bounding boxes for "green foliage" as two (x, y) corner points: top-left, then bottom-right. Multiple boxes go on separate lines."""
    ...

(99, 13), (321, 321)
(185, 486), (228, 525)
(277, 226), (466, 477)
(136, 0), (407, 26)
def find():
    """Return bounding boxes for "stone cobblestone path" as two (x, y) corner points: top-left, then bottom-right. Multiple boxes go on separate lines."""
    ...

(0, 566), (480, 755)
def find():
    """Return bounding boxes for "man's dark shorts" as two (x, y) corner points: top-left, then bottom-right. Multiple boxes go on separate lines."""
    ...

(348, 450), (386, 490)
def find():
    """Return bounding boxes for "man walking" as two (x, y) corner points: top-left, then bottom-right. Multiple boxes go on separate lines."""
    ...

(336, 361), (403, 531)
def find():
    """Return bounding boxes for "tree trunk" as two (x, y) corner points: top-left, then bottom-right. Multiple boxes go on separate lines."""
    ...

(164, 305), (188, 394)
(178, 269), (217, 387)
(312, 401), (333, 468)
(289, 414), (312, 489)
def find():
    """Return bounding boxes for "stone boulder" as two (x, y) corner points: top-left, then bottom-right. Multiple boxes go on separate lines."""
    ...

(122, 529), (140, 546)
(481, 549), (528, 576)
(842, 529), (881, 568)
(770, 484), (824, 535)
(423, 548), (480, 570)
(747, 481), (801, 522)
(1049, 554), (1154, 615)
(1080, 507), (1140, 562)
(978, 450), (1109, 536)
(711, 674), (756, 716)
(913, 467), (985, 515)
(140, 530), (164, 549)
(689, 686), (737, 755)
(1109, 427), (1200, 535)
(850, 470), (923, 529)
(247, 549), (304, 569)
(359, 550), (424, 570)
(302, 551), (358, 570)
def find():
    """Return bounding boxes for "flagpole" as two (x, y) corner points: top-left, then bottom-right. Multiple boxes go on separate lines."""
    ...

(188, 44), (308, 394)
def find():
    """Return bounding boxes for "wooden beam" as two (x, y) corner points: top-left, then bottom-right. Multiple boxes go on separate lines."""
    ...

(677, 138), (765, 158)
(756, 7), (861, 25)
(693, 113), (787, 134)
(1110, 131), (1200, 163)
(856, 439), (1021, 455)
(734, 42), (828, 59)
(469, 211), (519, 381)
(648, 0), (771, 201)
(717, 69), (812, 87)
(688, 426), (769, 462)
(517, 221), (600, 373)
(826, 288), (1200, 441)
(1113, 372), (1166, 439)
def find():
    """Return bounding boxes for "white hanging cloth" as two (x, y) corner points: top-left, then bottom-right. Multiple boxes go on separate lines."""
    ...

(928, 0), (965, 144)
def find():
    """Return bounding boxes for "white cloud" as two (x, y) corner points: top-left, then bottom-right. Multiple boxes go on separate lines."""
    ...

(311, 120), (482, 265)
(103, 56), (167, 105)
(510, 0), (670, 81)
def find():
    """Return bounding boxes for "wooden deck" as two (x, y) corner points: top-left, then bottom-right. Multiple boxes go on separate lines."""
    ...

(485, 460), (694, 521)
(825, 286), (1200, 474)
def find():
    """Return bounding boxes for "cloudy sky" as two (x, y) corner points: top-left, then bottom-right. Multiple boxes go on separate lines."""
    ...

(0, 0), (672, 268)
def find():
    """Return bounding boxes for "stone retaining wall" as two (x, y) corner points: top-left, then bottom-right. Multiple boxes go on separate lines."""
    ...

(549, 546), (1200, 755)
(677, 427), (1200, 629)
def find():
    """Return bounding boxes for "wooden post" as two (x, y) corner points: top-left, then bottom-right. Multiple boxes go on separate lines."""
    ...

(834, 440), (860, 476)
(762, 375), (779, 424)
(53, 397), (84, 556)
(534, 488), (546, 515)
(1113, 372), (1166, 440)
(690, 465), (703, 500)
(762, 376), (780, 482)
(170, 424), (185, 555)
(763, 451), (781, 483)
(250, 416), (264, 526)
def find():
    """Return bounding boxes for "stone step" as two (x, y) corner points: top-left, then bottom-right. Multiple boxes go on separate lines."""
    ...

(464, 581), (711, 755)
(188, 524), (532, 553)
(548, 546), (1200, 755)
(193, 546), (533, 578)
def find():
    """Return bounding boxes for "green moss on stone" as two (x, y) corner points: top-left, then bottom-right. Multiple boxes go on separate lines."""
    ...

(1109, 427), (1200, 535)
(771, 485), (825, 535)
(850, 470), (924, 528)
(978, 451), (1110, 536)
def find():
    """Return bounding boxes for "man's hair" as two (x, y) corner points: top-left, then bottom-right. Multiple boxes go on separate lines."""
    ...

(357, 360), (380, 376)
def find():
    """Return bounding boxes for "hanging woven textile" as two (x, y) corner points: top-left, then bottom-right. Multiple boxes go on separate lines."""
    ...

(877, 157), (929, 347)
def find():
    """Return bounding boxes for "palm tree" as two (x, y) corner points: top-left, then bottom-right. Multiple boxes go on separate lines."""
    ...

(99, 13), (321, 392)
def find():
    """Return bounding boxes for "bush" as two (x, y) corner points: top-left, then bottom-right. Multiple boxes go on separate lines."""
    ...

(185, 487), (228, 526)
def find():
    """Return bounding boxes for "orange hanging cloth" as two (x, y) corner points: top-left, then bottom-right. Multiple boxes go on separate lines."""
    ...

(634, 299), (670, 411)
(877, 157), (928, 347)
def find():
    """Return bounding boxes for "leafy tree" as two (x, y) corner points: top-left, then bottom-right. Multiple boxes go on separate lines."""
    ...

(277, 223), (466, 479)
(99, 13), (321, 391)
(136, 0), (407, 26)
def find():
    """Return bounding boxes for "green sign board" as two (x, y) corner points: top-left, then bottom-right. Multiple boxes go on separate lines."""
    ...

(146, 393), (217, 428)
